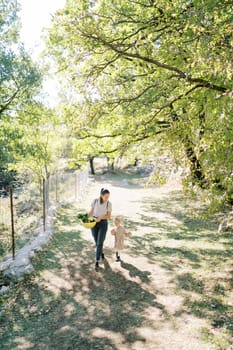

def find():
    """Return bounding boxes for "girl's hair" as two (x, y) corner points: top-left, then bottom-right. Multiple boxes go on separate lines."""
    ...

(115, 217), (121, 223)
(100, 188), (110, 204)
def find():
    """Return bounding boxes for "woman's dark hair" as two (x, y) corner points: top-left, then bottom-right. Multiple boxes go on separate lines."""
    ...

(100, 188), (110, 204)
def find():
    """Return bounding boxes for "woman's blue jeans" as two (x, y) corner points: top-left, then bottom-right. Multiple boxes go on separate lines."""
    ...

(91, 220), (108, 261)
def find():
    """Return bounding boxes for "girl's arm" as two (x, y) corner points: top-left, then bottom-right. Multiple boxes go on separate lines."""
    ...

(122, 227), (132, 237)
(126, 231), (132, 237)
(111, 228), (116, 235)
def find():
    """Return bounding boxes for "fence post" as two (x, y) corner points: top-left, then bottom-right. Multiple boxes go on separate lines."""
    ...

(43, 178), (46, 232)
(55, 174), (58, 203)
(75, 173), (78, 201)
(9, 186), (15, 260)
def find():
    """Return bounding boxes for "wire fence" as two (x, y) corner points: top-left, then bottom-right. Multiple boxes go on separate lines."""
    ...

(0, 168), (89, 261)
(45, 169), (88, 210)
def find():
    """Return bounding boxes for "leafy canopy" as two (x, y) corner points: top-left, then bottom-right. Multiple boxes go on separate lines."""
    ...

(48, 0), (232, 207)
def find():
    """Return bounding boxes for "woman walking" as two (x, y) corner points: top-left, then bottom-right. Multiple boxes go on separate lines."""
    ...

(89, 188), (112, 270)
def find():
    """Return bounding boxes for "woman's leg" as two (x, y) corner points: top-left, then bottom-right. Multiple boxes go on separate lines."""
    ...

(91, 225), (99, 246)
(91, 225), (101, 269)
(96, 221), (108, 261)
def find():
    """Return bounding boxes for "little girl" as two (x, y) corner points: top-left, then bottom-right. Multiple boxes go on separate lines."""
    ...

(111, 217), (132, 261)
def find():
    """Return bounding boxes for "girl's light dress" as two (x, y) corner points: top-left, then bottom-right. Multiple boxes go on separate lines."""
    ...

(111, 226), (132, 250)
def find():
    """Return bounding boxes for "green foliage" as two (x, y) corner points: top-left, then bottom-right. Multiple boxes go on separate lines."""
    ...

(14, 103), (68, 179)
(0, 0), (43, 182)
(0, 0), (67, 185)
(77, 213), (94, 223)
(47, 0), (233, 209)
(0, 0), (41, 119)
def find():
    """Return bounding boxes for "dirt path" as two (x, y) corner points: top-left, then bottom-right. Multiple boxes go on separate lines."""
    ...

(1, 171), (233, 350)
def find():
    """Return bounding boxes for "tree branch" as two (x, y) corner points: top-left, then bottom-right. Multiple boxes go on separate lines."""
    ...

(78, 31), (229, 93)
(76, 132), (122, 140)
(0, 88), (20, 115)
(106, 82), (160, 105)
(144, 84), (204, 125)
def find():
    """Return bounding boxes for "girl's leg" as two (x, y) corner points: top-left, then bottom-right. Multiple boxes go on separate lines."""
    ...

(116, 251), (120, 261)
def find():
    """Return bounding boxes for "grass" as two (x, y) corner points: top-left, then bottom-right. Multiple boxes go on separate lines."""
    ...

(0, 171), (233, 349)
(0, 206), (161, 349)
(126, 190), (233, 348)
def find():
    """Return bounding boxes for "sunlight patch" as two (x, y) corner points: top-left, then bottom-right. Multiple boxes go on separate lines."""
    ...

(91, 328), (128, 350)
(14, 337), (34, 349)
(41, 270), (73, 295)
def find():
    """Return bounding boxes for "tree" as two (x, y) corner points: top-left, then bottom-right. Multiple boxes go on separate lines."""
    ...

(48, 0), (233, 208)
(0, 0), (41, 117)
(15, 103), (68, 179)
(0, 0), (42, 185)
(56, 101), (125, 174)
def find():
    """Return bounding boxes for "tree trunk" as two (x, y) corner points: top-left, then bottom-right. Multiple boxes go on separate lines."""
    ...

(173, 106), (206, 188)
(110, 160), (114, 171)
(107, 157), (115, 171)
(184, 137), (206, 187)
(89, 156), (95, 175)
(39, 177), (42, 196)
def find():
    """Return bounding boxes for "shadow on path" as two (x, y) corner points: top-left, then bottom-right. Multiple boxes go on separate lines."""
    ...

(120, 260), (151, 284)
(125, 191), (233, 343)
(0, 213), (164, 350)
(1, 187), (233, 349)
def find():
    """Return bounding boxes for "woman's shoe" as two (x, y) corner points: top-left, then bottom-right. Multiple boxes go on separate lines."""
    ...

(116, 256), (121, 262)
(95, 262), (99, 270)
(101, 253), (105, 260)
